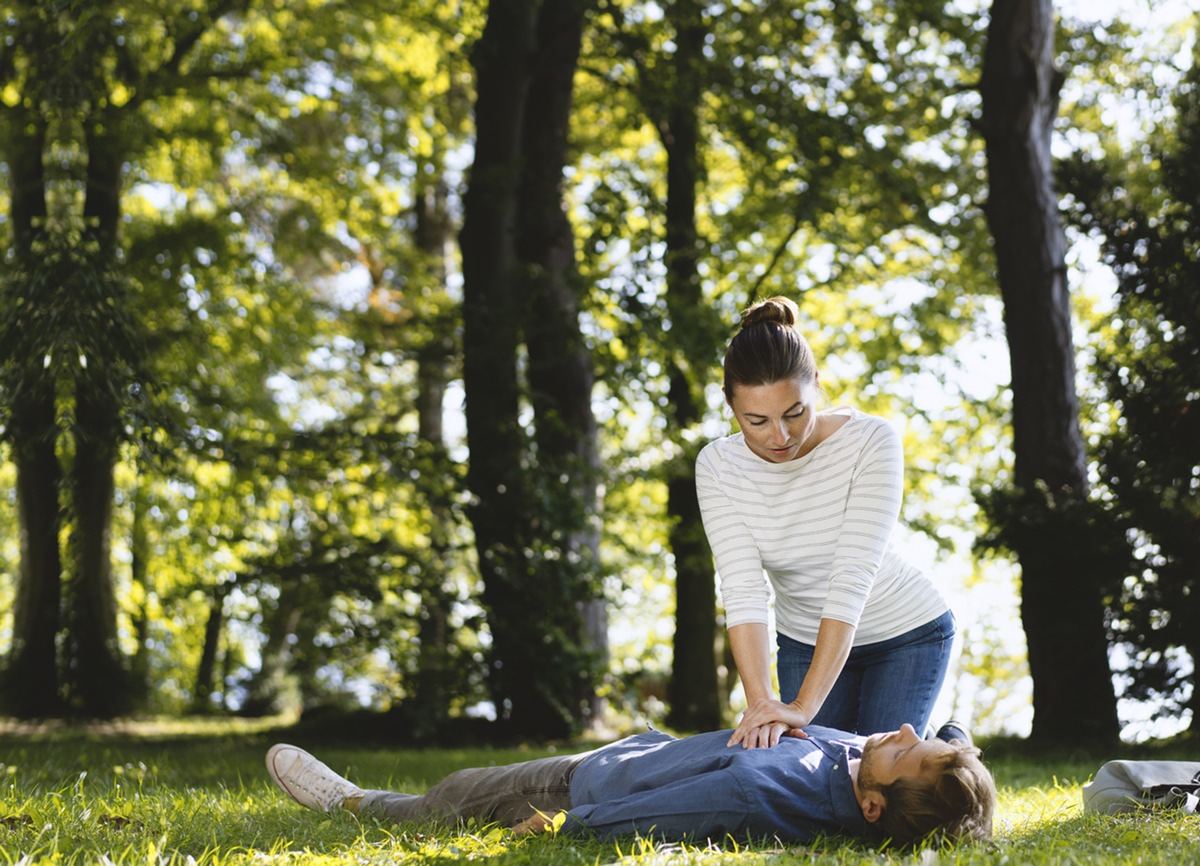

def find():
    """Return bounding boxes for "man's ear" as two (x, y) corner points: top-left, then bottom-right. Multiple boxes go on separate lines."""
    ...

(860, 790), (886, 824)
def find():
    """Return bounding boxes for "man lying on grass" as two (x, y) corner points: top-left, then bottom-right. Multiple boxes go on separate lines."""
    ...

(266, 721), (995, 847)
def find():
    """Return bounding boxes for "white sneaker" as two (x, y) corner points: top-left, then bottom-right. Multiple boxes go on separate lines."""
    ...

(266, 743), (366, 813)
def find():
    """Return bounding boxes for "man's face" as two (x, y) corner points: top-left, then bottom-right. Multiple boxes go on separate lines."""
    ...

(858, 723), (954, 790)
(727, 376), (821, 463)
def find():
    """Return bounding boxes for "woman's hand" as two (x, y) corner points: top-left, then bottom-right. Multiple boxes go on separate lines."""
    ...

(728, 699), (812, 748)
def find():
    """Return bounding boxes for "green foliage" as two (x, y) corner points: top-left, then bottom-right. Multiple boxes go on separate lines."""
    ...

(974, 482), (1130, 584)
(1058, 15), (1200, 727)
(0, 0), (488, 719)
(0, 0), (1189, 736)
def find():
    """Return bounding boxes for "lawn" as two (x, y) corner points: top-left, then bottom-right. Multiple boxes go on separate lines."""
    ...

(0, 717), (1195, 865)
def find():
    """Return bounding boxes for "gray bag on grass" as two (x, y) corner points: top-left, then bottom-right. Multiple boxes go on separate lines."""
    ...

(1082, 760), (1200, 816)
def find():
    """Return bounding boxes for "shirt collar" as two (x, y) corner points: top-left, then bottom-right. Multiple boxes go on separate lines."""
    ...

(808, 730), (873, 836)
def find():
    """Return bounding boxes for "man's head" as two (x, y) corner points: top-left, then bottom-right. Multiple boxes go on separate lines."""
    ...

(854, 724), (996, 846)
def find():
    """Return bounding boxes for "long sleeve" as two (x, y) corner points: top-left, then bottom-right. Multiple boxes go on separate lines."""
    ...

(820, 419), (903, 626)
(561, 768), (757, 840)
(696, 447), (772, 626)
(695, 409), (947, 645)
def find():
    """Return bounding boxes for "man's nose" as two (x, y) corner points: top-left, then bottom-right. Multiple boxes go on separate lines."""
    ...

(899, 723), (920, 743)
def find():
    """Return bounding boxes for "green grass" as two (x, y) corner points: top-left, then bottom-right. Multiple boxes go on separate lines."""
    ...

(0, 718), (1195, 864)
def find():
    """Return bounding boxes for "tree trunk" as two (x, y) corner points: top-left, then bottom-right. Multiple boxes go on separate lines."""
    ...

(516, 0), (606, 730)
(63, 121), (136, 718)
(242, 579), (304, 716)
(191, 580), (229, 713)
(462, 0), (609, 739)
(0, 95), (63, 718)
(129, 464), (153, 690)
(648, 0), (722, 732)
(980, 0), (1119, 743)
(460, 0), (538, 735)
(410, 180), (458, 736)
(666, 446), (721, 730)
(68, 383), (135, 717)
(1189, 632), (1200, 734)
(5, 382), (64, 717)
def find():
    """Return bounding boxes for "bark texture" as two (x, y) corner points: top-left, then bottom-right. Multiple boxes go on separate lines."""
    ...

(460, 0), (603, 738)
(980, 0), (1119, 743)
(1, 43), (64, 716)
(517, 0), (607, 730)
(647, 0), (723, 732)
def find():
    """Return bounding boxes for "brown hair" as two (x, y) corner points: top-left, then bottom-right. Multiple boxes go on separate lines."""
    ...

(876, 743), (996, 846)
(722, 296), (817, 397)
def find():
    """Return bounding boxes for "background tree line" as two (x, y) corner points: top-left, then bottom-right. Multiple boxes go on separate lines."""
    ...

(0, 0), (1194, 745)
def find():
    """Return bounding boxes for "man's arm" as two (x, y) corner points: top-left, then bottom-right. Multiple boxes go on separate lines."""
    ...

(552, 769), (756, 841)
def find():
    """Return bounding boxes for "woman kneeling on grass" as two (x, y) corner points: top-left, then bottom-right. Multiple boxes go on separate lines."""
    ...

(702, 296), (957, 749)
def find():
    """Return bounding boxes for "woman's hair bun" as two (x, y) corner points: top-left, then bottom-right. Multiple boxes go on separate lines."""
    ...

(739, 296), (799, 331)
(724, 295), (814, 392)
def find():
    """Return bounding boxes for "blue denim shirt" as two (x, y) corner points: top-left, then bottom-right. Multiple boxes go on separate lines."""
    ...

(564, 726), (872, 842)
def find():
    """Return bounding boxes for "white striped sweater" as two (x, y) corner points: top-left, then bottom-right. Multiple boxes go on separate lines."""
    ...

(695, 407), (948, 645)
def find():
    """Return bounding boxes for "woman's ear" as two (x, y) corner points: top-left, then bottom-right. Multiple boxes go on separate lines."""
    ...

(859, 790), (886, 824)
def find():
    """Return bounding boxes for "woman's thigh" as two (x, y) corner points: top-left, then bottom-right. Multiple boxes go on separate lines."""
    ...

(775, 633), (861, 731)
(775, 611), (955, 735)
(776, 632), (812, 706)
(851, 611), (956, 735)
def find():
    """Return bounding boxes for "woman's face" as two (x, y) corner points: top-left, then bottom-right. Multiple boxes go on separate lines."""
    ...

(726, 376), (821, 463)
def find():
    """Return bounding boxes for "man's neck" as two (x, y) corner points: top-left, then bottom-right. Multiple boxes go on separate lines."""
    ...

(848, 758), (863, 804)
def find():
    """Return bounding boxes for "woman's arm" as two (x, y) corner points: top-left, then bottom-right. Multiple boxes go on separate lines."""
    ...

(727, 622), (790, 748)
(728, 621), (774, 706)
(694, 448), (773, 631)
(727, 618), (855, 748)
(789, 617), (854, 721)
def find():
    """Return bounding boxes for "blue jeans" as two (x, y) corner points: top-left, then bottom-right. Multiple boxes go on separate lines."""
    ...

(776, 610), (955, 736)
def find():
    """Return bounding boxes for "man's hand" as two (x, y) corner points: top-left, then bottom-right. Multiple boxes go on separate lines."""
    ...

(511, 813), (554, 836)
(728, 699), (812, 748)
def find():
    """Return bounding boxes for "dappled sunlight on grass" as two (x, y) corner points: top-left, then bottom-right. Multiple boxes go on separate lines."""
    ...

(995, 774), (1081, 836)
(989, 767), (1200, 866)
(0, 714), (297, 741)
(0, 722), (1196, 864)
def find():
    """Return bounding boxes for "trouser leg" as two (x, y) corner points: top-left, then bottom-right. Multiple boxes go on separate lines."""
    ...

(358, 751), (590, 827)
